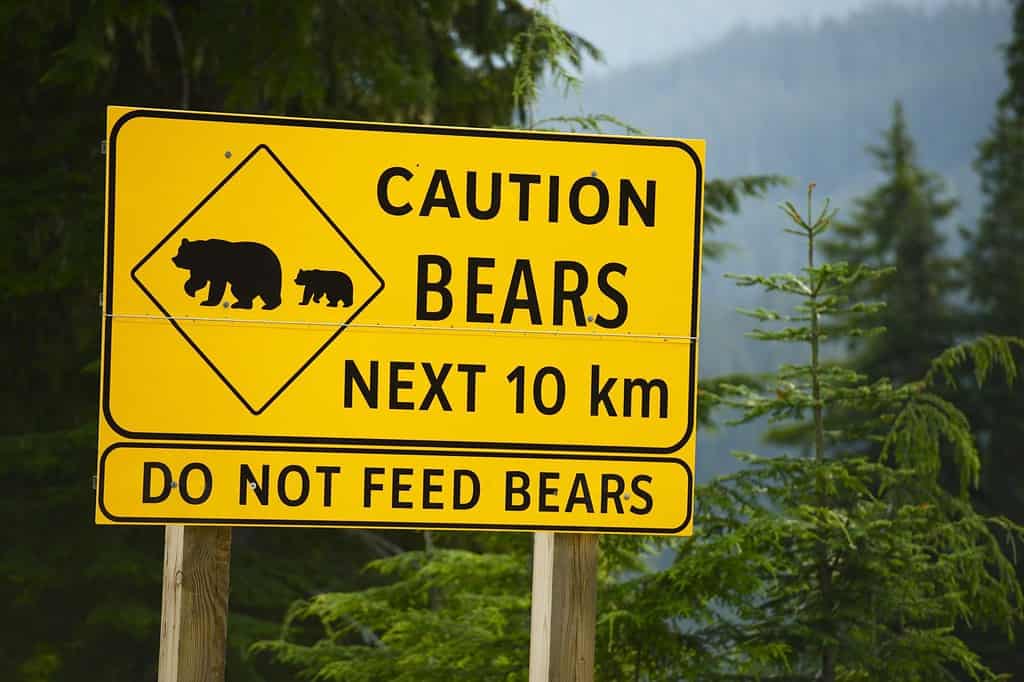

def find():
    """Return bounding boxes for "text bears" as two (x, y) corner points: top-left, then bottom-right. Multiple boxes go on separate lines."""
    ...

(504, 471), (653, 515)
(416, 255), (628, 328)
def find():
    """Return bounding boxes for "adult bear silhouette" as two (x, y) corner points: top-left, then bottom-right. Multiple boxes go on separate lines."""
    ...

(295, 269), (354, 308)
(172, 238), (282, 310)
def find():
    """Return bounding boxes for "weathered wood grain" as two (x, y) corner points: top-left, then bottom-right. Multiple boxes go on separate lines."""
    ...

(159, 525), (232, 682)
(529, 532), (598, 682)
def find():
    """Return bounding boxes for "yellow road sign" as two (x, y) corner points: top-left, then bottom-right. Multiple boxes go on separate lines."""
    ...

(97, 107), (704, 534)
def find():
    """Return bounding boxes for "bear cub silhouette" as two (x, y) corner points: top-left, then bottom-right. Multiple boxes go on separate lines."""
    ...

(172, 238), (282, 310)
(295, 269), (354, 308)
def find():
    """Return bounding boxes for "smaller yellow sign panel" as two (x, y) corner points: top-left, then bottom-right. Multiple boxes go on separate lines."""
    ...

(99, 445), (693, 534)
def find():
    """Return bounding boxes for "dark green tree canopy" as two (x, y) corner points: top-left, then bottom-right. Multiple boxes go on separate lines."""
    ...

(826, 100), (958, 383)
(0, 3), (595, 680)
(967, 0), (1024, 332)
(954, 5), (1024, 671)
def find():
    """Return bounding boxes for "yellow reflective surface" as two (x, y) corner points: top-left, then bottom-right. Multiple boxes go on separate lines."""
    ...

(97, 107), (704, 534)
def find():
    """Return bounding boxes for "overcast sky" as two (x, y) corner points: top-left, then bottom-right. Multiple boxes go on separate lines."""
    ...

(546, 0), (974, 73)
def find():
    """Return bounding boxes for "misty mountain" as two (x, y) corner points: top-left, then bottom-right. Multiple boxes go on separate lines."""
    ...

(538, 1), (1012, 479)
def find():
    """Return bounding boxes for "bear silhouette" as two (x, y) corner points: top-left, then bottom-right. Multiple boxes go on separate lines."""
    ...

(295, 269), (354, 308)
(172, 238), (282, 310)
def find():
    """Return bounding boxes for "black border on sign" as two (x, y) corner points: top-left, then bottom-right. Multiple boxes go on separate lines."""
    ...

(103, 108), (703, 454)
(128, 144), (386, 415)
(96, 442), (694, 533)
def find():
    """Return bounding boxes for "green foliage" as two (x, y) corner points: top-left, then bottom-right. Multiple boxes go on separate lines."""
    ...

(509, 0), (599, 126)
(599, 187), (1024, 681)
(955, 5), (1024, 671)
(960, 0), (1024, 526)
(253, 547), (532, 681)
(926, 336), (1023, 391)
(966, 1), (1024, 333)
(0, 2), (588, 680)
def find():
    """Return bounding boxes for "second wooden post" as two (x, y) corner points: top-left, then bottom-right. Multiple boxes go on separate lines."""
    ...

(158, 525), (233, 682)
(528, 532), (599, 682)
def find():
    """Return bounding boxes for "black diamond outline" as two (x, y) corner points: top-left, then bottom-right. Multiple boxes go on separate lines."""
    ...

(129, 144), (385, 415)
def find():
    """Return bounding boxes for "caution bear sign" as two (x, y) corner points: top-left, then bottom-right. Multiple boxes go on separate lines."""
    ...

(98, 107), (705, 535)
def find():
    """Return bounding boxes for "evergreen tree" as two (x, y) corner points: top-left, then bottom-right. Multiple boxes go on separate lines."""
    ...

(595, 187), (1024, 681)
(967, 0), (1024, 343)
(827, 101), (958, 383)
(957, 2), (1024, 672)
(961, 0), (1024, 525)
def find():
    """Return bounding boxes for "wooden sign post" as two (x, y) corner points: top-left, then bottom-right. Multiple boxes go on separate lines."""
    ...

(158, 526), (232, 682)
(529, 532), (599, 682)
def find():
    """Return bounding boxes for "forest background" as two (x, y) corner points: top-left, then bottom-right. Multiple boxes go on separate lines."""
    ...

(2, 0), (1023, 680)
